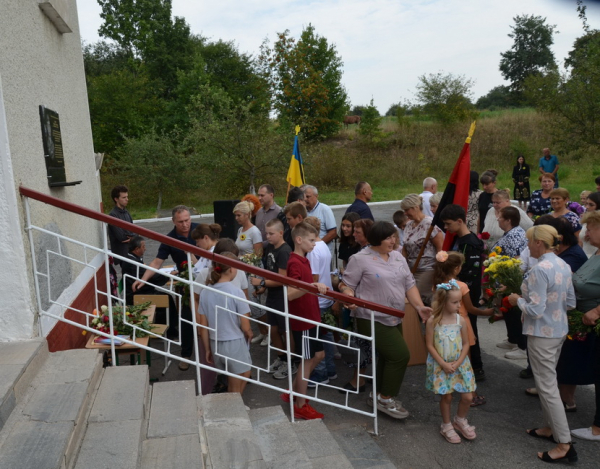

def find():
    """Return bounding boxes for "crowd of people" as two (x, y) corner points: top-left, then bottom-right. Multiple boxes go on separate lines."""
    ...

(106, 147), (600, 463)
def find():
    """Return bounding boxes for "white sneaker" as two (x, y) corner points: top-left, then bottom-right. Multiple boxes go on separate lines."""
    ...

(273, 362), (298, 380)
(260, 335), (270, 347)
(496, 339), (517, 350)
(251, 334), (265, 344)
(367, 392), (409, 419)
(571, 427), (600, 441)
(505, 348), (527, 359)
(267, 357), (284, 373)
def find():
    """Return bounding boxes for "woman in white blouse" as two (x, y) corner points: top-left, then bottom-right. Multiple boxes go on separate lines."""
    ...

(482, 189), (532, 247)
(508, 225), (577, 463)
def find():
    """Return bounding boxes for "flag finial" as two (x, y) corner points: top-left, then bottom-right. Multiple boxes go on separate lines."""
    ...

(295, 125), (301, 135)
(465, 121), (476, 144)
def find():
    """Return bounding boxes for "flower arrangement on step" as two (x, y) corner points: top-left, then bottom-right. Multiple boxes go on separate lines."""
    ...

(89, 301), (154, 339)
(567, 309), (600, 341)
(482, 247), (523, 323)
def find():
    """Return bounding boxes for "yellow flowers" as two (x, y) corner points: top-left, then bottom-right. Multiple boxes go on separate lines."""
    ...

(484, 254), (523, 294)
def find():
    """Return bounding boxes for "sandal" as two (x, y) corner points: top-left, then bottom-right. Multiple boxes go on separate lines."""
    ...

(525, 387), (539, 397)
(470, 395), (486, 407)
(453, 416), (477, 440)
(526, 428), (555, 442)
(440, 423), (461, 444)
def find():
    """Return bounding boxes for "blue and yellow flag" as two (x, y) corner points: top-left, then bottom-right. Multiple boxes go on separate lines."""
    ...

(286, 125), (305, 187)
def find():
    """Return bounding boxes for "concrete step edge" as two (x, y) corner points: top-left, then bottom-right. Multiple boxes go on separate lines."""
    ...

(0, 339), (49, 432)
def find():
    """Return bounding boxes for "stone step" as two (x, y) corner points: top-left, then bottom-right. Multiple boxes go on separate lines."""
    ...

(74, 365), (150, 469)
(0, 347), (102, 469)
(329, 424), (396, 469)
(0, 338), (48, 431)
(147, 380), (197, 438)
(292, 419), (354, 468)
(141, 380), (204, 469)
(202, 393), (265, 468)
(249, 406), (312, 469)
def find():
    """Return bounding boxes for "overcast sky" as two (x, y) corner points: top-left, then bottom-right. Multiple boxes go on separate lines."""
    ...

(75, 0), (600, 113)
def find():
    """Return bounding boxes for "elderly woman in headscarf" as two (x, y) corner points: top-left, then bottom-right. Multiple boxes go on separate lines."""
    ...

(401, 193), (443, 305)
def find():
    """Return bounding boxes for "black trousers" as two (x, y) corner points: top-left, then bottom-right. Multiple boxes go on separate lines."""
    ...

(505, 306), (527, 349)
(468, 313), (483, 370)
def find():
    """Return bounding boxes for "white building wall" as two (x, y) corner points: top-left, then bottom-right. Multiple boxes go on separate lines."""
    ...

(0, 1), (102, 340)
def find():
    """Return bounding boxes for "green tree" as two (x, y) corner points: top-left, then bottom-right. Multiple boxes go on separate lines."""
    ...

(114, 130), (193, 212)
(358, 99), (382, 140)
(475, 85), (515, 109)
(415, 72), (476, 124)
(350, 105), (366, 117)
(259, 24), (349, 140)
(97, 0), (195, 95)
(499, 15), (557, 101)
(186, 85), (288, 194)
(86, 67), (165, 153)
(525, 30), (600, 149)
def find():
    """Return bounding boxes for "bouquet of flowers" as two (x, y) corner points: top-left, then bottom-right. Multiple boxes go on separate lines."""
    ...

(89, 301), (154, 338)
(482, 247), (523, 323)
(567, 309), (600, 341)
(240, 253), (262, 267)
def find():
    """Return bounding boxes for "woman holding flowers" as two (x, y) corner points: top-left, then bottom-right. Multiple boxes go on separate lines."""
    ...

(508, 225), (577, 463)
(570, 211), (600, 442)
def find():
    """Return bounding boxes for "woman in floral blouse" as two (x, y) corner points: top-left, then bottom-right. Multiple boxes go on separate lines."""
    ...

(550, 188), (582, 238)
(527, 173), (555, 219)
(508, 225), (577, 463)
(401, 194), (443, 305)
(492, 206), (528, 258)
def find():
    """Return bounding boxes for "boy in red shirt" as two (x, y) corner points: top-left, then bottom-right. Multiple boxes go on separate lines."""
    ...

(283, 222), (328, 420)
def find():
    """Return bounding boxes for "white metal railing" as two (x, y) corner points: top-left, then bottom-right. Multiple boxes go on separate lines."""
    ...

(22, 195), (380, 433)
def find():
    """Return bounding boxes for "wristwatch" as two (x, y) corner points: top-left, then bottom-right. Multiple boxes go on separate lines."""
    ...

(260, 279), (266, 287)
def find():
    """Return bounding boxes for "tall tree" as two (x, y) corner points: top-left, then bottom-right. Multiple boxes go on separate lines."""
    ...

(499, 15), (557, 100)
(415, 72), (476, 124)
(97, 0), (194, 95)
(259, 24), (349, 140)
(186, 85), (287, 194)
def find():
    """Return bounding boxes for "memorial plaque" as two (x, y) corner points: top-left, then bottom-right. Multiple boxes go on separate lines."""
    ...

(39, 105), (81, 187)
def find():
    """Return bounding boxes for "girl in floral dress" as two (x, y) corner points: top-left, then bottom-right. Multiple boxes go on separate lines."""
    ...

(425, 280), (477, 443)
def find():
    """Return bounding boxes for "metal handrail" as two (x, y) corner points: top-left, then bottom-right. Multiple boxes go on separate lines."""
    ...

(20, 188), (382, 433)
(18, 186), (404, 319)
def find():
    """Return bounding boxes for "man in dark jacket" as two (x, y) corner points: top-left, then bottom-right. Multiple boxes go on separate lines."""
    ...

(108, 185), (134, 266)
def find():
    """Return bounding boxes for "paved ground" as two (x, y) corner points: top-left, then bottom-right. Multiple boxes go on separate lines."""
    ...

(132, 203), (598, 468)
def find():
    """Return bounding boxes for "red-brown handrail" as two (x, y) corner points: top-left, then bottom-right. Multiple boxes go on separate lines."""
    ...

(19, 186), (404, 318)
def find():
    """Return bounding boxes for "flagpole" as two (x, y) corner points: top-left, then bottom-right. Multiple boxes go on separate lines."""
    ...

(410, 121), (476, 274)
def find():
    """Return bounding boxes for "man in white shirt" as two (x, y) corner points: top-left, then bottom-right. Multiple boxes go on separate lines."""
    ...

(304, 185), (337, 250)
(420, 177), (438, 218)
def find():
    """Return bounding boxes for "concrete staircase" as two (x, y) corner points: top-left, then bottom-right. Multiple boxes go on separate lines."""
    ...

(0, 339), (394, 469)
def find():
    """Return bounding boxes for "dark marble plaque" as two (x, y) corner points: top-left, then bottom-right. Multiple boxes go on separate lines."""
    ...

(39, 105), (81, 187)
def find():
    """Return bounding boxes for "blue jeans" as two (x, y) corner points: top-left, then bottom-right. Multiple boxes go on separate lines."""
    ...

(312, 306), (337, 380)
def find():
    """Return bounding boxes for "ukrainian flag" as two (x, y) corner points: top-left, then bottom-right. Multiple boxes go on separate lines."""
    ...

(286, 126), (305, 187)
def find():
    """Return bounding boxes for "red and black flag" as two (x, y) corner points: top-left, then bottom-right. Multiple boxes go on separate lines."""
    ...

(432, 121), (476, 250)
